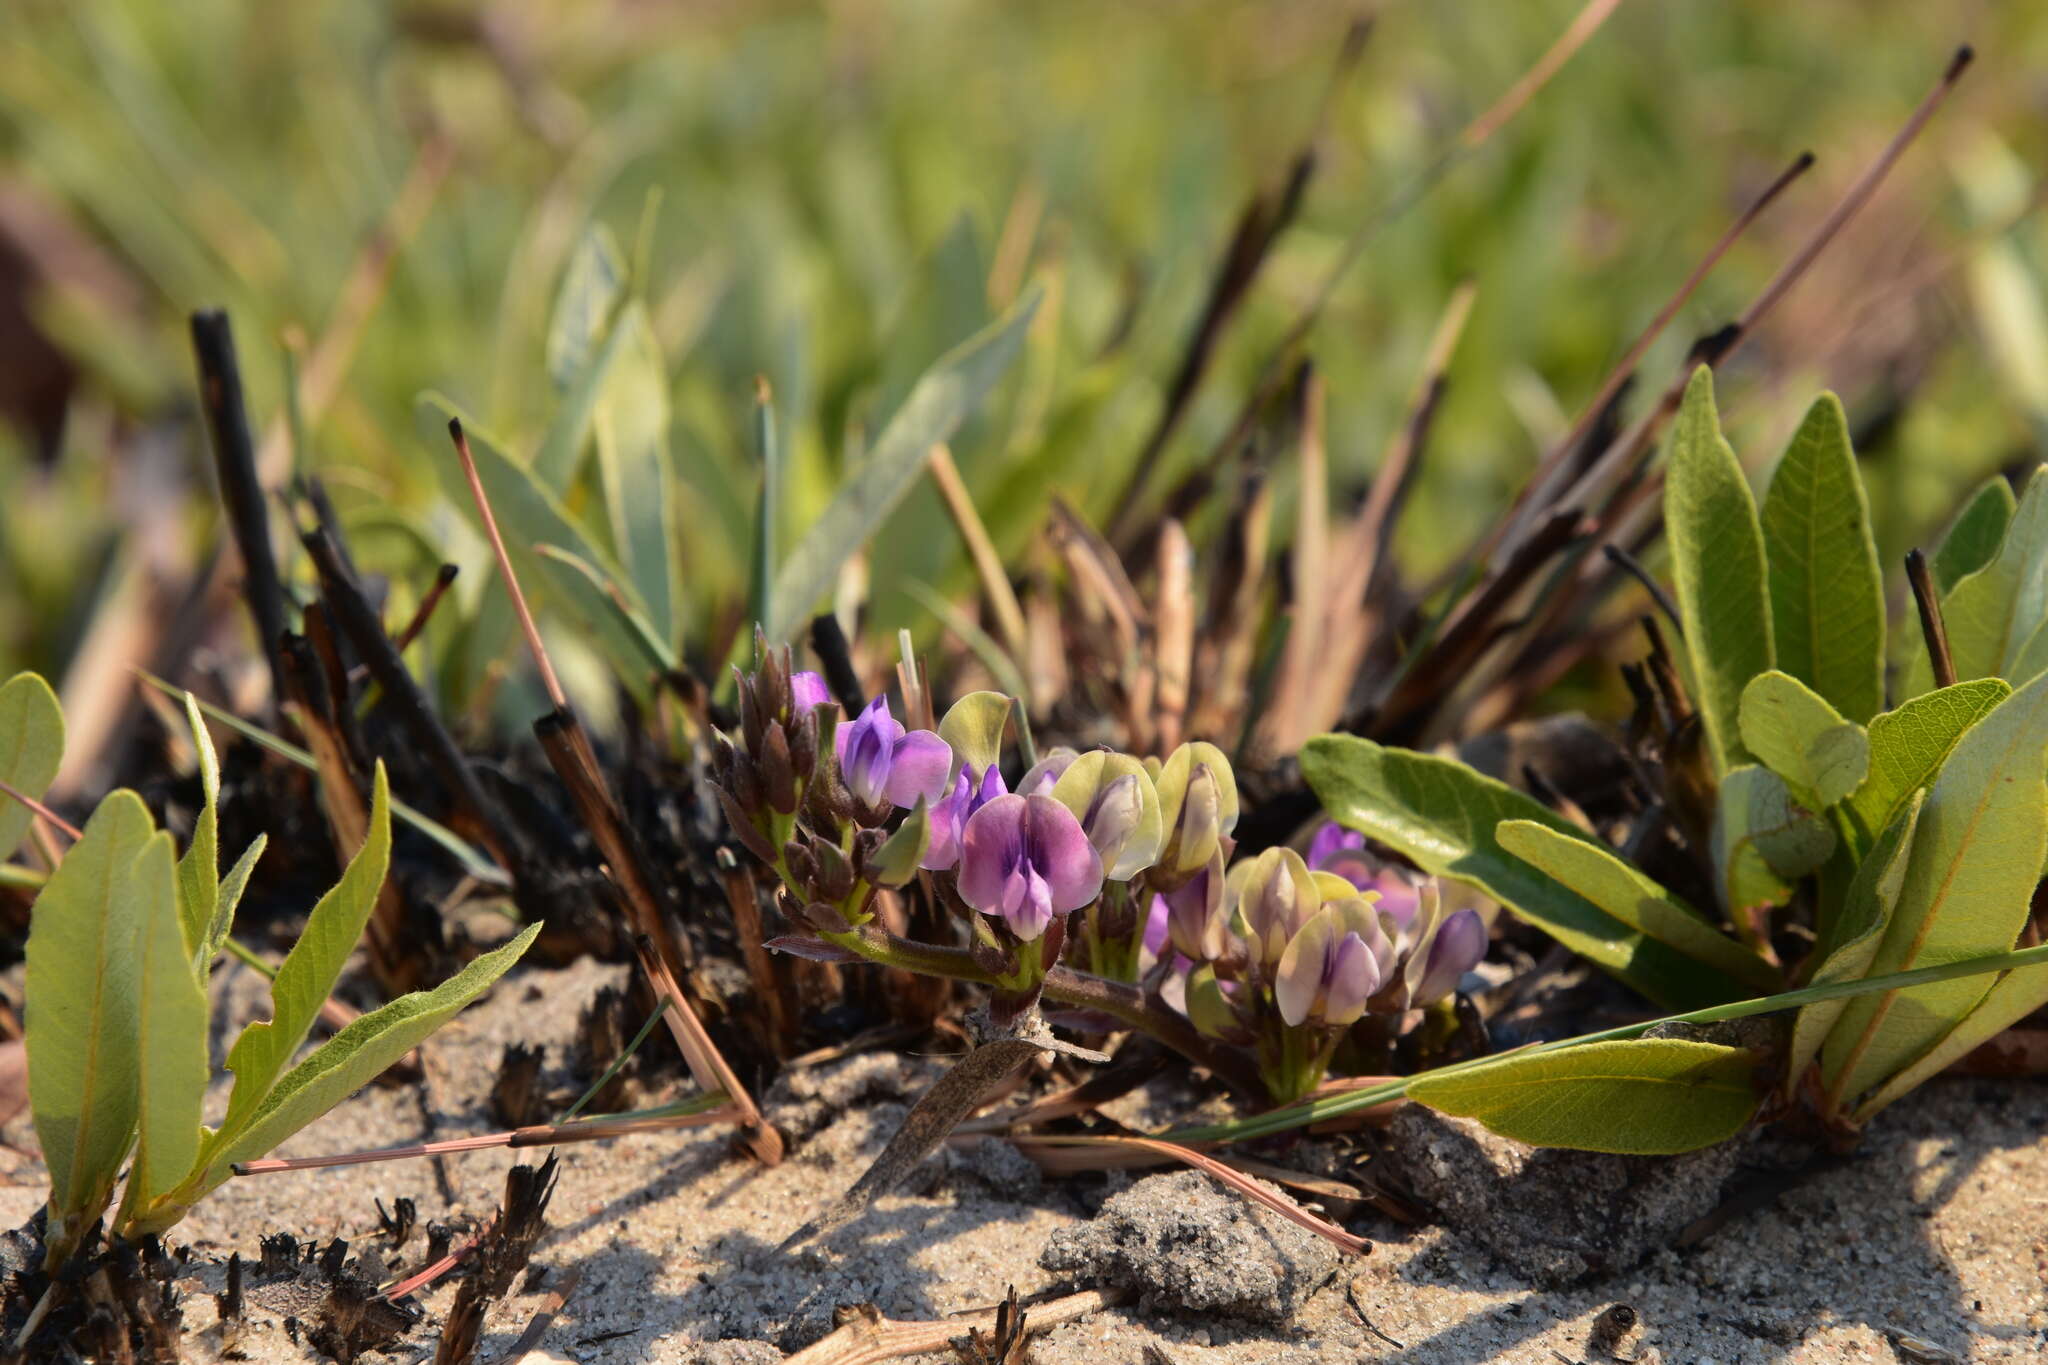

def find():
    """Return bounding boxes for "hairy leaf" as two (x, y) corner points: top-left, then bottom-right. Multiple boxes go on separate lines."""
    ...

(1407, 1038), (1761, 1155)
(1665, 366), (1773, 774)
(767, 285), (1041, 639)
(1856, 954), (2048, 1121)
(1785, 791), (1922, 1090)
(25, 790), (153, 1260)
(220, 766), (392, 1134)
(1738, 670), (1868, 809)
(211, 923), (541, 1181)
(205, 836), (266, 968)
(1761, 395), (1884, 723)
(1931, 475), (2016, 595)
(1922, 466), (2048, 689)
(1301, 736), (1735, 1009)
(175, 692), (218, 963)
(124, 832), (207, 1215)
(1843, 679), (2009, 855)
(0, 671), (65, 861)
(1496, 820), (1779, 991)
(1823, 668), (2048, 1103)
(1715, 765), (1832, 917)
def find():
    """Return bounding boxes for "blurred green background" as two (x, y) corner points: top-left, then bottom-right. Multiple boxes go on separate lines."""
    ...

(3, 0), (2046, 755)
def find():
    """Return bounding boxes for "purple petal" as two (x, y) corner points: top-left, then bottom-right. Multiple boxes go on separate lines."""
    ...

(1307, 821), (1365, 869)
(1316, 848), (1378, 893)
(1321, 932), (1380, 1026)
(1142, 894), (1171, 959)
(1275, 914), (1333, 1028)
(958, 794), (1030, 917)
(1414, 908), (1486, 1005)
(790, 671), (834, 714)
(1023, 794), (1105, 913)
(920, 769), (975, 870)
(883, 730), (954, 807)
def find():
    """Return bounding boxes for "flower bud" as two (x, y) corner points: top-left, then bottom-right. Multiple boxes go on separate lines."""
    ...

(1017, 746), (1080, 796)
(1232, 847), (1320, 971)
(1412, 907), (1486, 1007)
(811, 838), (856, 904)
(758, 721), (798, 815)
(1274, 899), (1389, 1029)
(790, 670), (834, 716)
(1162, 851), (1230, 963)
(1051, 752), (1164, 881)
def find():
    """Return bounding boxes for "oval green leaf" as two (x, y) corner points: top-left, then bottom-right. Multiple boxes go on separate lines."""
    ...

(1407, 1037), (1762, 1155)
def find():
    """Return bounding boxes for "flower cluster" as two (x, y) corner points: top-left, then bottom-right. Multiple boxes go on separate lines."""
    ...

(715, 644), (1487, 1099)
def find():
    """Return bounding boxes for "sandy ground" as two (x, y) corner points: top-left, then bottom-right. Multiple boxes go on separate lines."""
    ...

(4, 958), (2044, 1364)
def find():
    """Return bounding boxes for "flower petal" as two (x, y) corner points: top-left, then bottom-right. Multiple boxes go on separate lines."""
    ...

(1321, 932), (1379, 1027)
(1307, 821), (1364, 869)
(1022, 794), (1104, 913)
(958, 794), (1029, 915)
(1415, 908), (1486, 1006)
(1275, 912), (1334, 1028)
(883, 729), (954, 807)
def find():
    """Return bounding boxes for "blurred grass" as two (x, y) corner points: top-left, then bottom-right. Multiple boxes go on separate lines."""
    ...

(2, 0), (2046, 715)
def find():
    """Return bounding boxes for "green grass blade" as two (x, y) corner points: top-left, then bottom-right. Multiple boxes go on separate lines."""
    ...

(175, 691), (219, 962)
(766, 284), (1042, 640)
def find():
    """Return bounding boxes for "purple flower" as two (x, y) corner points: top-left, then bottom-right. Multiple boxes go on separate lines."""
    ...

(923, 763), (1007, 870)
(1307, 821), (1364, 869)
(958, 794), (1104, 940)
(1016, 747), (1078, 796)
(833, 696), (953, 809)
(1275, 902), (1386, 1029)
(790, 670), (834, 715)
(1141, 892), (1172, 962)
(1162, 852), (1230, 963)
(1412, 908), (1486, 1006)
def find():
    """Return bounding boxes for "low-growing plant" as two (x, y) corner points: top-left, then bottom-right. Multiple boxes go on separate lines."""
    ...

(9, 683), (536, 1268)
(1300, 368), (2048, 1149)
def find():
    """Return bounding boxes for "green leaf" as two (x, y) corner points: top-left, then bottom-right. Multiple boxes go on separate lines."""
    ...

(1931, 475), (2016, 595)
(0, 671), (65, 861)
(1715, 765), (1833, 915)
(534, 264), (635, 490)
(937, 690), (1012, 781)
(1843, 680), (2010, 855)
(205, 835), (266, 967)
(211, 923), (541, 1180)
(175, 692), (218, 963)
(420, 396), (656, 695)
(1737, 670), (1869, 809)
(1823, 667), (2048, 1103)
(1760, 395), (1885, 723)
(1406, 1038), (1761, 1155)
(766, 285), (1041, 640)
(1856, 954), (2048, 1122)
(590, 301), (678, 643)
(543, 223), (626, 393)
(25, 790), (153, 1261)
(1495, 820), (1779, 992)
(123, 831), (206, 1217)
(1926, 466), (2048, 687)
(1664, 366), (1774, 774)
(1300, 735), (1736, 1009)
(219, 765), (392, 1136)
(1785, 791), (1923, 1090)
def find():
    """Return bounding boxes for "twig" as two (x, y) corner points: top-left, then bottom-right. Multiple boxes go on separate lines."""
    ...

(1345, 1279), (1407, 1349)
(303, 529), (528, 881)
(810, 612), (867, 714)
(0, 776), (81, 841)
(1602, 544), (1681, 627)
(191, 309), (290, 706)
(632, 934), (783, 1164)
(448, 419), (568, 709)
(785, 1288), (1123, 1365)
(232, 1097), (735, 1175)
(392, 564), (461, 656)
(928, 442), (1030, 664)
(717, 849), (797, 1058)
(488, 1268), (582, 1365)
(1905, 548), (1956, 688)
